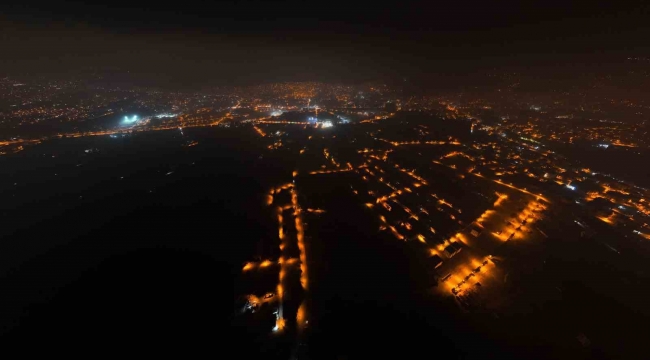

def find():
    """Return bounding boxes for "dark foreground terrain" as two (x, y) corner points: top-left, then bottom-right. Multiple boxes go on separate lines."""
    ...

(0, 125), (648, 359)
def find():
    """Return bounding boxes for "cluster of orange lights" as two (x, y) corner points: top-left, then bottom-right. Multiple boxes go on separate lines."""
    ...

(493, 193), (508, 207)
(256, 181), (311, 333)
(236, 106), (646, 308)
(473, 173), (549, 203)
(253, 125), (266, 137)
(323, 148), (343, 168)
(491, 200), (546, 241)
(377, 214), (405, 240)
(476, 209), (495, 225)
(441, 151), (475, 162)
(307, 208), (326, 213)
(243, 258), (300, 272)
(434, 232), (468, 253)
(309, 168), (353, 175)
(447, 257), (493, 295)
(256, 120), (308, 125)
(586, 184), (649, 218)
(597, 213), (616, 225)
(377, 138), (461, 147)
(602, 185), (630, 196)
(394, 164), (428, 185)
(585, 191), (607, 202)
(612, 140), (638, 148)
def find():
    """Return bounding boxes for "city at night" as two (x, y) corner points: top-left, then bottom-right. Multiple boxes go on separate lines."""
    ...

(1, 1), (650, 358)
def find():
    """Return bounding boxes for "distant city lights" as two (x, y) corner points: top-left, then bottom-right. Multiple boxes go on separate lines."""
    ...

(122, 113), (177, 126)
(321, 121), (333, 128)
(155, 113), (177, 118)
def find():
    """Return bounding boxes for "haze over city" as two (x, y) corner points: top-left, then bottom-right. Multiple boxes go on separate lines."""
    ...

(1, 1), (649, 358)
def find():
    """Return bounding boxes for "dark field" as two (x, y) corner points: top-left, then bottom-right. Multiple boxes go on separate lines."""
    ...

(0, 123), (648, 359)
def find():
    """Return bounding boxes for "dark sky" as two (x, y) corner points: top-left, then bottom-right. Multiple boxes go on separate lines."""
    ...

(1, 0), (649, 87)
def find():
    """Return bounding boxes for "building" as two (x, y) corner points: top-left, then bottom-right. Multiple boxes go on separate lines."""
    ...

(443, 242), (462, 258)
(428, 254), (443, 269)
(470, 224), (483, 237)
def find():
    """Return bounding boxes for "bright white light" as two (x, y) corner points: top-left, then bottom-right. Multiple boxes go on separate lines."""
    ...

(566, 185), (576, 191)
(122, 115), (139, 124)
(321, 121), (333, 128)
(155, 113), (177, 118)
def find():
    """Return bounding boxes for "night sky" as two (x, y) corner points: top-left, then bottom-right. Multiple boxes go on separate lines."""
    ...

(2, 1), (649, 87)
